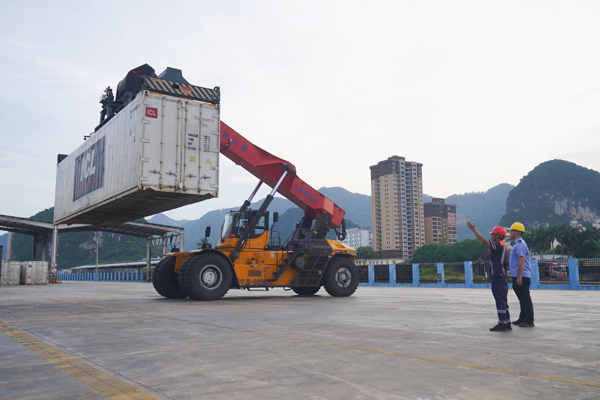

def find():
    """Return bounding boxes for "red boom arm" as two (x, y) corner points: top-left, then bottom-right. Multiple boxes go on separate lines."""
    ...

(219, 121), (345, 228)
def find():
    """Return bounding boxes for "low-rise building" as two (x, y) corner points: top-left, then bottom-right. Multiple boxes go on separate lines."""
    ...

(343, 227), (372, 249)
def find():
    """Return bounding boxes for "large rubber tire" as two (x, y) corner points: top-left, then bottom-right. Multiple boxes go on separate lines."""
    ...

(153, 256), (186, 299)
(177, 256), (194, 298)
(181, 253), (232, 301)
(292, 286), (321, 296)
(151, 259), (161, 291)
(323, 257), (359, 297)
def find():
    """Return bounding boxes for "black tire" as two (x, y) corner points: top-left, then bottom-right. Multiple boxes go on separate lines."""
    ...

(151, 259), (161, 291)
(292, 286), (321, 296)
(181, 253), (232, 301)
(154, 256), (186, 299)
(323, 257), (359, 297)
(177, 256), (194, 298)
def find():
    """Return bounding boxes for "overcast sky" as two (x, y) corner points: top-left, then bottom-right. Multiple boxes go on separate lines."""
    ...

(1, 1), (599, 222)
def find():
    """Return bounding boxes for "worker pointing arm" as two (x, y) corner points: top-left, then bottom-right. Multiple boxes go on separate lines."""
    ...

(467, 221), (490, 247)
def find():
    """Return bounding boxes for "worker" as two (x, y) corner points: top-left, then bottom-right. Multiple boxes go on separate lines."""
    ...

(509, 222), (534, 327)
(467, 221), (512, 331)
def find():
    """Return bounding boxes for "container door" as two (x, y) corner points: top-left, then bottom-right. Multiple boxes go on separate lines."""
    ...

(141, 94), (184, 190)
(198, 104), (220, 194)
(181, 102), (220, 194)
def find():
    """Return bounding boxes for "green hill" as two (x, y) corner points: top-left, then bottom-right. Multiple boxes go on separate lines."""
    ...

(499, 160), (600, 229)
(447, 183), (514, 241)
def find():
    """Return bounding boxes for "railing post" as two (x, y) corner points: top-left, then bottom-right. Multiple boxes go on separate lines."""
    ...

(568, 258), (579, 289)
(465, 261), (473, 288)
(389, 264), (396, 286)
(530, 259), (539, 289)
(368, 265), (374, 286)
(437, 263), (445, 287)
(412, 264), (419, 286)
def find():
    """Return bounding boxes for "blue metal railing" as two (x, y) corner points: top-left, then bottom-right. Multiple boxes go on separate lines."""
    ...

(56, 270), (147, 282)
(356, 259), (599, 290)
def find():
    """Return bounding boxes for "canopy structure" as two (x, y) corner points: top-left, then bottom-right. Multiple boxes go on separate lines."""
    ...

(0, 214), (184, 280)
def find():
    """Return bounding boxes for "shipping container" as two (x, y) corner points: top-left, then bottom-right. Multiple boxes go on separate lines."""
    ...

(54, 91), (220, 226)
(20, 261), (48, 285)
(1, 261), (21, 286)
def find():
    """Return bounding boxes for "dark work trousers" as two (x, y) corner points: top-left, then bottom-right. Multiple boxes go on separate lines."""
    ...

(491, 276), (510, 325)
(512, 277), (534, 323)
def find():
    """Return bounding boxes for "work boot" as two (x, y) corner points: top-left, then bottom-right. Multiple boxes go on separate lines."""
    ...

(490, 324), (509, 331)
(519, 322), (535, 327)
(512, 319), (524, 326)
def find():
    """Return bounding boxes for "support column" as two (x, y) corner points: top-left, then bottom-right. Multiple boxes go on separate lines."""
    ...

(437, 263), (445, 287)
(32, 235), (38, 261)
(179, 230), (184, 252)
(568, 258), (579, 289)
(530, 259), (539, 289)
(51, 226), (58, 266)
(412, 264), (420, 286)
(6, 232), (12, 260)
(464, 261), (473, 288)
(162, 233), (168, 256)
(367, 265), (374, 286)
(146, 236), (152, 282)
(41, 234), (48, 262)
(389, 264), (396, 286)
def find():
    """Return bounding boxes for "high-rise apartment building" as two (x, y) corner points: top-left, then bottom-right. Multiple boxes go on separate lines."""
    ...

(424, 198), (458, 245)
(370, 156), (425, 259)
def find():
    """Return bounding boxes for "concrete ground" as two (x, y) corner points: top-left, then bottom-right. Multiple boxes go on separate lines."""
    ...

(0, 282), (599, 400)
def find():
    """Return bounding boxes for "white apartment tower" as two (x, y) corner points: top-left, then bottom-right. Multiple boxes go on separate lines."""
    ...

(370, 156), (425, 259)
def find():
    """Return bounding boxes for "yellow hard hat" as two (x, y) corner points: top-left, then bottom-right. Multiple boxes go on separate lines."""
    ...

(510, 222), (525, 232)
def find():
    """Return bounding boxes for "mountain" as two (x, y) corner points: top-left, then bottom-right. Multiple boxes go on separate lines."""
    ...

(447, 183), (514, 241)
(2, 185), (509, 260)
(318, 187), (372, 228)
(0, 181), (519, 264)
(148, 214), (189, 227)
(500, 160), (600, 229)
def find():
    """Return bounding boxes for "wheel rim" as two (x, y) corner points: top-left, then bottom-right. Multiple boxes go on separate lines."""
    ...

(334, 267), (351, 288)
(199, 265), (222, 289)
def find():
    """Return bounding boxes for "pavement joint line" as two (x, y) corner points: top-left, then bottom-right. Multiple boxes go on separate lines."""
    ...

(31, 298), (600, 390)
(242, 330), (600, 389)
(46, 298), (239, 329)
(0, 318), (161, 400)
(13, 315), (113, 324)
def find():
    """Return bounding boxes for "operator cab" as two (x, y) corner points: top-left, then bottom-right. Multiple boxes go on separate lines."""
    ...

(221, 209), (268, 240)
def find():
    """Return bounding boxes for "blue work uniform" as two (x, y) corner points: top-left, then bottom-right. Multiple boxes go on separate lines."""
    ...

(510, 238), (534, 323)
(489, 239), (510, 326)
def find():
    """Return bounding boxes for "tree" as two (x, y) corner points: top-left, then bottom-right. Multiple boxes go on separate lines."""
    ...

(411, 240), (484, 263)
(356, 246), (379, 260)
(574, 240), (600, 259)
(547, 224), (559, 259)
(556, 224), (569, 258)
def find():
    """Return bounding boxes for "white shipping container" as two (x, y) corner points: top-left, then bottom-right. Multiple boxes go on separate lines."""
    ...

(54, 91), (220, 225)
(1, 261), (21, 286)
(20, 261), (48, 285)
